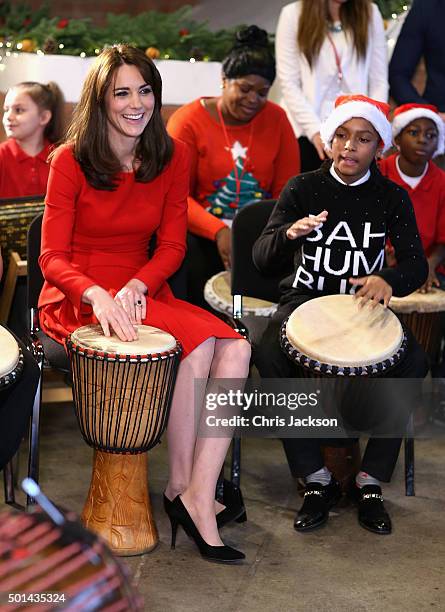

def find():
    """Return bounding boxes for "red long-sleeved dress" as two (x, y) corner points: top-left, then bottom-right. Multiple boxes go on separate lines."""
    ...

(38, 140), (240, 357)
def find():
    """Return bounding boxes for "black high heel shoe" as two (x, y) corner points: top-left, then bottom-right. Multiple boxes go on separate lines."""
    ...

(167, 495), (245, 564)
(164, 486), (246, 529)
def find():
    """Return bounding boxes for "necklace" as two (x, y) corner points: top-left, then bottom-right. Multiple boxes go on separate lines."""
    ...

(326, 31), (343, 83)
(216, 100), (254, 208)
(328, 21), (343, 33)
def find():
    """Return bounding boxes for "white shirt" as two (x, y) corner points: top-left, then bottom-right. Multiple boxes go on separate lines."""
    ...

(395, 155), (428, 189)
(330, 164), (370, 186)
(275, 1), (389, 141)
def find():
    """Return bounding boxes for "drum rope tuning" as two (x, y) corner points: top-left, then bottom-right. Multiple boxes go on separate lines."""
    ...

(67, 339), (182, 454)
(66, 324), (182, 556)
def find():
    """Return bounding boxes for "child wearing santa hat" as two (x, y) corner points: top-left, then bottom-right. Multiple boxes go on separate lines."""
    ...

(253, 94), (429, 536)
(379, 103), (445, 293)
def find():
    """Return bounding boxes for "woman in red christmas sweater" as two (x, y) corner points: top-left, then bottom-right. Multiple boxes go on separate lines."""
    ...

(168, 26), (300, 308)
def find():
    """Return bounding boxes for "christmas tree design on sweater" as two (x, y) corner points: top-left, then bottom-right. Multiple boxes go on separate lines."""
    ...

(207, 141), (269, 219)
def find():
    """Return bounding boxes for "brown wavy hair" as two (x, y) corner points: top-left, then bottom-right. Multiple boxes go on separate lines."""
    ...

(14, 81), (65, 143)
(297, 0), (371, 68)
(65, 44), (173, 190)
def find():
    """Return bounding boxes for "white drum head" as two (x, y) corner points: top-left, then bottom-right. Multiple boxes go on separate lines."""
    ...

(204, 271), (277, 317)
(0, 326), (19, 377)
(70, 324), (177, 355)
(286, 295), (403, 368)
(390, 288), (445, 314)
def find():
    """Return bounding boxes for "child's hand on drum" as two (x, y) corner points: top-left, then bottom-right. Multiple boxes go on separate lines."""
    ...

(419, 259), (441, 293)
(82, 285), (138, 341)
(349, 275), (392, 308)
(286, 210), (328, 240)
(115, 278), (148, 324)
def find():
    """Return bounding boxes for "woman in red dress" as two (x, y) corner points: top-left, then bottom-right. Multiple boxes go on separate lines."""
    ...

(38, 45), (250, 563)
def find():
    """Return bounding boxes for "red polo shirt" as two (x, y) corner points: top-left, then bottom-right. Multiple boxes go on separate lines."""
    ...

(379, 154), (445, 256)
(0, 138), (52, 199)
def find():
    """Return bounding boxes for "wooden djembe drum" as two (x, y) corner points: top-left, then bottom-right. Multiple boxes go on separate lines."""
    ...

(204, 271), (278, 318)
(280, 295), (408, 492)
(67, 324), (181, 556)
(389, 288), (445, 358)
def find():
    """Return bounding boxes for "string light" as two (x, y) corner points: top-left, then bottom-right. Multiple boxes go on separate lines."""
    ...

(59, 43), (64, 49)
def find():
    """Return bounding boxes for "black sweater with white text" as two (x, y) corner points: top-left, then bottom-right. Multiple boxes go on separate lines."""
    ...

(253, 162), (428, 303)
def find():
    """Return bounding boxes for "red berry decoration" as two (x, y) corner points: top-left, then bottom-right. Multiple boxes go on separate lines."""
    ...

(229, 202), (238, 209)
(179, 28), (190, 37)
(57, 18), (69, 29)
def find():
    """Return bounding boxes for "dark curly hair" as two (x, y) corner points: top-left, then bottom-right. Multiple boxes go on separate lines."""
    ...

(222, 25), (275, 84)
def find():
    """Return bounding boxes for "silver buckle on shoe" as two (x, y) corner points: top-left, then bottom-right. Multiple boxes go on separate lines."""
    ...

(362, 493), (383, 501)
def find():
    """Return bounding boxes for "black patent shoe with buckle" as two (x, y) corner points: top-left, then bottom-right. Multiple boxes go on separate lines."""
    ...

(357, 485), (392, 535)
(294, 479), (341, 532)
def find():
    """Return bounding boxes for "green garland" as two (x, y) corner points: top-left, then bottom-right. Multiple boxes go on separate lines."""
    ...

(0, 3), (252, 61)
(375, 0), (412, 19)
(0, 1), (412, 60)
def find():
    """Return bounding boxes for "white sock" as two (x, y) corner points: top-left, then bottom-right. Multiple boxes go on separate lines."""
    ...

(356, 471), (380, 488)
(306, 466), (332, 486)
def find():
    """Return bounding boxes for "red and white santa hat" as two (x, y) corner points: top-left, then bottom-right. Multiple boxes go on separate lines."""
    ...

(320, 94), (393, 153)
(392, 103), (444, 157)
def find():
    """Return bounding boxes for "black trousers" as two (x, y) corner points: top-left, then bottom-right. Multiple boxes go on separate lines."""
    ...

(185, 232), (224, 311)
(298, 137), (324, 174)
(0, 333), (40, 471)
(254, 299), (429, 483)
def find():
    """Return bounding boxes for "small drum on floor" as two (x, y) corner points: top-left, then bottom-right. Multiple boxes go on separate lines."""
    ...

(0, 325), (24, 390)
(0, 509), (143, 610)
(280, 295), (407, 491)
(67, 324), (182, 556)
(204, 271), (277, 317)
(389, 288), (445, 358)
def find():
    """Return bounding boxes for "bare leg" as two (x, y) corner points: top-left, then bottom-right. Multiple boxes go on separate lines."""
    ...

(181, 338), (251, 545)
(165, 337), (215, 501)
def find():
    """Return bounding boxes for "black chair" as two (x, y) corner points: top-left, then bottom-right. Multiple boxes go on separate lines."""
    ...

(4, 212), (211, 508)
(230, 199), (416, 496)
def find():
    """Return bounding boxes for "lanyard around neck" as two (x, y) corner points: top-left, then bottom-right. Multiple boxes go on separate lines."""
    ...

(216, 99), (254, 203)
(326, 30), (343, 83)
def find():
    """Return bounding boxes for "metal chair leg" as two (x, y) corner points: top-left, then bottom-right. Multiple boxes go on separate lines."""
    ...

(26, 360), (43, 510)
(405, 415), (415, 497)
(231, 438), (241, 488)
(3, 460), (15, 505)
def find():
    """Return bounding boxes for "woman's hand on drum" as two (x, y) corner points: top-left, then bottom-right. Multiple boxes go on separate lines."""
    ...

(216, 226), (231, 269)
(349, 275), (392, 308)
(82, 285), (138, 341)
(114, 278), (148, 324)
(286, 210), (328, 240)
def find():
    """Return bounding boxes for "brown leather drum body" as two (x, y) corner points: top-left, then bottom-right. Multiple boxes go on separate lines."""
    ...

(281, 295), (407, 491)
(390, 289), (445, 358)
(67, 324), (181, 556)
(0, 509), (143, 609)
